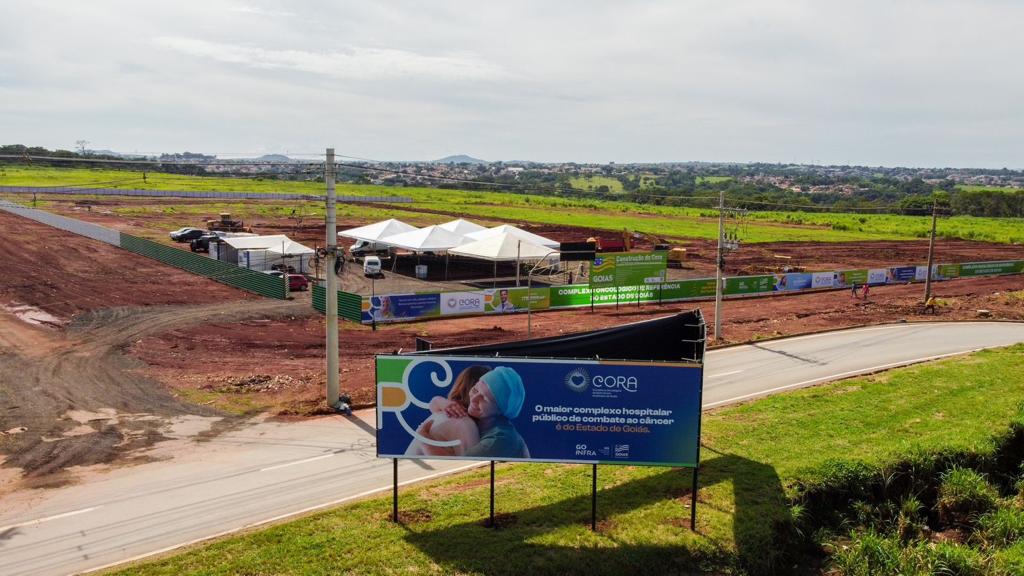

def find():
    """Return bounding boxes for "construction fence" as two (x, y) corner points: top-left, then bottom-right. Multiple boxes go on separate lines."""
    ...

(0, 200), (287, 300)
(312, 260), (1024, 324)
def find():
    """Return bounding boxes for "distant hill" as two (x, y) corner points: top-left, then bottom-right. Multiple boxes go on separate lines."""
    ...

(433, 154), (487, 164)
(253, 154), (293, 162)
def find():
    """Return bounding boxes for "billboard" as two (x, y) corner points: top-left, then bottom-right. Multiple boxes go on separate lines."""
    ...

(887, 266), (918, 283)
(590, 252), (667, 288)
(724, 275), (773, 295)
(772, 272), (813, 292)
(363, 293), (440, 323)
(376, 355), (703, 467)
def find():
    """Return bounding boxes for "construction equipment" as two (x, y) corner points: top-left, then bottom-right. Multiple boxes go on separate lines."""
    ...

(206, 212), (251, 233)
(667, 247), (687, 268)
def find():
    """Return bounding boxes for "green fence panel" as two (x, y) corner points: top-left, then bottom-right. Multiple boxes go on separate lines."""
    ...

(119, 234), (286, 299)
(311, 284), (363, 322)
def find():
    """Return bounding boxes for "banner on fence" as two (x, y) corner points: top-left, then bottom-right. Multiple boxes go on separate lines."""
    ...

(590, 252), (667, 288)
(376, 355), (703, 466)
(363, 293), (441, 323)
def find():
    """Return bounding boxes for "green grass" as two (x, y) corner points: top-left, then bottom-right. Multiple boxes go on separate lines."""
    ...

(109, 345), (1024, 575)
(568, 175), (624, 193)
(4, 166), (1023, 244)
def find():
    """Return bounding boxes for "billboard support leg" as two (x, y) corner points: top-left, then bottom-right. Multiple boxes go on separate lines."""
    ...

(392, 458), (399, 523)
(591, 464), (598, 531)
(690, 466), (698, 531)
(489, 461), (495, 528)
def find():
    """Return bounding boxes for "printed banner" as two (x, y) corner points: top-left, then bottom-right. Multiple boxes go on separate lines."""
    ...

(772, 272), (813, 292)
(811, 272), (836, 289)
(958, 261), (1024, 277)
(724, 275), (773, 295)
(362, 293), (440, 323)
(867, 269), (888, 285)
(590, 252), (667, 288)
(376, 355), (702, 467)
(887, 266), (918, 283)
(483, 287), (550, 313)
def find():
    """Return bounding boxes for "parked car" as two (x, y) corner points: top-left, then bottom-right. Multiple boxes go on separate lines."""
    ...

(363, 255), (383, 278)
(169, 227), (205, 242)
(189, 233), (219, 253)
(265, 271), (309, 291)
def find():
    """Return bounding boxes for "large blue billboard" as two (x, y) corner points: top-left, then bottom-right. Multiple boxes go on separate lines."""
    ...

(376, 355), (703, 467)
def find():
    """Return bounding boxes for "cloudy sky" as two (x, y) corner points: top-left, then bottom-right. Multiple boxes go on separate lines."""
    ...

(1, 1), (1020, 167)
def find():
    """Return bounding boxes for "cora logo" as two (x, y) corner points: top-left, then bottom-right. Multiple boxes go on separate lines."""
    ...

(593, 375), (639, 392)
(564, 367), (590, 392)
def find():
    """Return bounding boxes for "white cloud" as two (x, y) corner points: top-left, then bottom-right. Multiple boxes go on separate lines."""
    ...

(153, 36), (510, 82)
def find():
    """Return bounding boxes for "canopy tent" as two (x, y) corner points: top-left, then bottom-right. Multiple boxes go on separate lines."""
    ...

(449, 232), (556, 262)
(338, 218), (418, 241)
(218, 234), (314, 273)
(466, 224), (559, 249)
(437, 218), (487, 236)
(378, 225), (468, 252)
(449, 232), (559, 287)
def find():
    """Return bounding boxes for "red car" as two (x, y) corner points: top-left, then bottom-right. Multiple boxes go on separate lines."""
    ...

(268, 271), (309, 291)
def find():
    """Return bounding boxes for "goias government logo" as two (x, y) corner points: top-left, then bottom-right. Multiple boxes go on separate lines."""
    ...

(565, 367), (590, 392)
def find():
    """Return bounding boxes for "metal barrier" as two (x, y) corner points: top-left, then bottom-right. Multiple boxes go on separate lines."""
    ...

(311, 284), (363, 322)
(0, 186), (412, 203)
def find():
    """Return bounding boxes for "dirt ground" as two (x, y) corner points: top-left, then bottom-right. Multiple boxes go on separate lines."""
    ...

(0, 210), (256, 319)
(1, 197), (1021, 492)
(130, 275), (1024, 415)
(28, 194), (1024, 293)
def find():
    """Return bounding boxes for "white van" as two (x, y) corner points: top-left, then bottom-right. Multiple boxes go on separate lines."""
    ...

(363, 255), (382, 278)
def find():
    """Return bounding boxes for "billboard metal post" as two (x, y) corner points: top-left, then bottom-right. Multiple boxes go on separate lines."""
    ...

(489, 461), (496, 528)
(591, 464), (598, 531)
(392, 458), (399, 523)
(690, 467), (698, 530)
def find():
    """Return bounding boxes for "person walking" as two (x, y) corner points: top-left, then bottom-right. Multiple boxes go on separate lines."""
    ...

(862, 283), (870, 301)
(851, 283), (859, 299)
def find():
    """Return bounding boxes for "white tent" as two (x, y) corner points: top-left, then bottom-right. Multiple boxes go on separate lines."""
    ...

(449, 232), (556, 262)
(378, 225), (468, 252)
(221, 234), (314, 255)
(339, 218), (418, 241)
(438, 218), (487, 236)
(219, 235), (315, 273)
(466, 224), (559, 249)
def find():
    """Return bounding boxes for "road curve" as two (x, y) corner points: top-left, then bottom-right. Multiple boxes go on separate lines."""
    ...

(0, 321), (1022, 576)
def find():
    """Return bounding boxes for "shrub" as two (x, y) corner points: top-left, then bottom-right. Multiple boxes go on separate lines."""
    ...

(976, 508), (1024, 547)
(926, 542), (986, 576)
(993, 541), (1024, 576)
(937, 467), (999, 526)
(830, 531), (902, 576)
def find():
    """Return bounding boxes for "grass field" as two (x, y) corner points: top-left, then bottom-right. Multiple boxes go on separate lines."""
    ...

(110, 345), (1024, 575)
(3, 167), (1023, 244)
(568, 175), (624, 193)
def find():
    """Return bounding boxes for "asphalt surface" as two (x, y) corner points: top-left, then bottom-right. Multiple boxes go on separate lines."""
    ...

(1, 321), (1022, 576)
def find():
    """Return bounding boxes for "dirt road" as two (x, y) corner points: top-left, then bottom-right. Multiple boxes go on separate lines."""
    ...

(0, 299), (311, 490)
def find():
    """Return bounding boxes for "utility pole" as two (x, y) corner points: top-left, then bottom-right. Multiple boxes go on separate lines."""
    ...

(325, 148), (341, 410)
(714, 189), (725, 341)
(924, 198), (938, 302)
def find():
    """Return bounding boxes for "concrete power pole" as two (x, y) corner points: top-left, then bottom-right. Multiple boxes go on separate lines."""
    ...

(924, 198), (938, 302)
(325, 148), (340, 409)
(714, 189), (725, 341)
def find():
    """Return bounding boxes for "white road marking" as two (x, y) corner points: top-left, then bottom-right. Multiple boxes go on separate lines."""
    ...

(0, 506), (101, 532)
(259, 453), (335, 472)
(706, 369), (744, 379)
(80, 462), (484, 575)
(703, 349), (980, 409)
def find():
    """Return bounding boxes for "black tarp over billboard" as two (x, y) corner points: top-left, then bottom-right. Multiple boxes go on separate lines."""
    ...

(415, 310), (705, 363)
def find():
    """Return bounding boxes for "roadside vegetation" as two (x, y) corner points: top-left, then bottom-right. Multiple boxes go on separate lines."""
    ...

(110, 345), (1024, 575)
(4, 167), (1023, 244)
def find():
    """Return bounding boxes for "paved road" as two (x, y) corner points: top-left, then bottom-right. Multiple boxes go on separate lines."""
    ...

(1, 322), (1022, 576)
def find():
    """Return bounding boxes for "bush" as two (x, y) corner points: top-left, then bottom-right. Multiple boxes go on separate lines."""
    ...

(993, 541), (1024, 576)
(926, 542), (986, 576)
(831, 531), (902, 576)
(976, 508), (1024, 547)
(938, 467), (999, 526)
